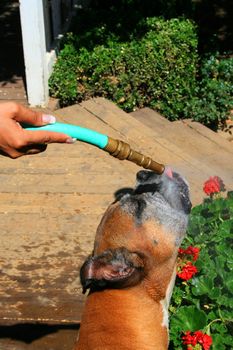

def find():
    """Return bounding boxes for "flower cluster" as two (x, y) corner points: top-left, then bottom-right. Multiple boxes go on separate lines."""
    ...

(179, 246), (200, 261)
(177, 246), (200, 280)
(177, 261), (197, 280)
(203, 176), (225, 196)
(182, 330), (212, 350)
(172, 177), (228, 350)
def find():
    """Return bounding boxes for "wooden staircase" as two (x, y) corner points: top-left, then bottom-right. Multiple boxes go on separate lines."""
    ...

(130, 107), (233, 190)
(0, 98), (232, 348)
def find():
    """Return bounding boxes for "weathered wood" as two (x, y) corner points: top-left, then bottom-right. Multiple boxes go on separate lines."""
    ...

(130, 107), (233, 187)
(0, 102), (137, 325)
(1, 98), (232, 330)
(0, 172), (133, 194)
(0, 193), (112, 214)
(82, 98), (233, 196)
(182, 119), (233, 154)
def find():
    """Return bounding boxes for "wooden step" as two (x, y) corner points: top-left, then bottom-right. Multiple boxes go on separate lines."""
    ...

(132, 108), (233, 155)
(131, 107), (172, 129)
(181, 119), (233, 153)
(130, 106), (233, 187)
(0, 97), (232, 330)
(81, 98), (233, 198)
(0, 100), (138, 326)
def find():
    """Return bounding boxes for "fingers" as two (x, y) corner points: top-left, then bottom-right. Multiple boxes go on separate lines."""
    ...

(24, 130), (73, 144)
(0, 102), (76, 159)
(6, 102), (56, 126)
(0, 144), (47, 159)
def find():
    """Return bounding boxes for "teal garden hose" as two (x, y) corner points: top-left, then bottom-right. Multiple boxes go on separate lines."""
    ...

(24, 122), (165, 174)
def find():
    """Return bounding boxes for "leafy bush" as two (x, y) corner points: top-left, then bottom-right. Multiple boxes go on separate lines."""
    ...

(49, 17), (198, 119)
(169, 179), (233, 349)
(185, 56), (233, 130)
(49, 43), (78, 106)
(49, 5), (232, 128)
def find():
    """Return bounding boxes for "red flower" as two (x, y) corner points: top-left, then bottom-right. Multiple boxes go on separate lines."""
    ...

(182, 331), (197, 346)
(203, 176), (225, 196)
(182, 331), (212, 350)
(179, 246), (200, 261)
(177, 261), (198, 280)
(195, 331), (213, 350)
(177, 246), (199, 280)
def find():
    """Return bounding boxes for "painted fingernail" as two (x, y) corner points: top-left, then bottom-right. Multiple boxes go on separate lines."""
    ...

(42, 114), (56, 124)
(66, 137), (77, 144)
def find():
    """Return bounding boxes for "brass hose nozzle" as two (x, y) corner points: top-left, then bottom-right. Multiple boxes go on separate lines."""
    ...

(104, 137), (165, 174)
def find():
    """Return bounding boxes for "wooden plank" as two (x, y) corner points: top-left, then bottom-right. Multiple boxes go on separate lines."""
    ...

(131, 107), (172, 129)
(0, 205), (110, 324)
(0, 103), (139, 325)
(183, 120), (233, 154)
(0, 257), (86, 325)
(81, 98), (233, 195)
(130, 107), (233, 185)
(0, 151), (136, 174)
(0, 193), (112, 214)
(2, 98), (231, 327)
(0, 87), (27, 100)
(0, 172), (133, 193)
(55, 103), (129, 141)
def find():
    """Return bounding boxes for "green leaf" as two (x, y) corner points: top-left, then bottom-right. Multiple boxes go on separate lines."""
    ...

(217, 295), (233, 308)
(211, 322), (228, 334)
(170, 306), (207, 332)
(225, 273), (233, 291)
(209, 287), (221, 299)
(211, 334), (226, 350)
(191, 275), (214, 296)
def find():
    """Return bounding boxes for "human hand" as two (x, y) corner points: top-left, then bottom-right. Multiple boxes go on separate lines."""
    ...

(0, 102), (73, 158)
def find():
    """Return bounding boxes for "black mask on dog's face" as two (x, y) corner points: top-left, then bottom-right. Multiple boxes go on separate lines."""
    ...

(135, 168), (192, 214)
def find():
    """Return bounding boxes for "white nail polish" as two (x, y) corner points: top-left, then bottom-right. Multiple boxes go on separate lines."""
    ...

(42, 114), (56, 124)
(66, 138), (77, 144)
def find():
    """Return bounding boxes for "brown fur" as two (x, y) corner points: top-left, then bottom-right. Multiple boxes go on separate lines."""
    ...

(74, 203), (180, 350)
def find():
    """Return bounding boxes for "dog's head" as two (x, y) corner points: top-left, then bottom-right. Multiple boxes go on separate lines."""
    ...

(80, 168), (192, 296)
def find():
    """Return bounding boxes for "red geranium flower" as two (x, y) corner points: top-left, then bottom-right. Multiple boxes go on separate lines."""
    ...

(195, 331), (213, 350)
(177, 261), (198, 280)
(182, 330), (212, 350)
(179, 246), (200, 261)
(177, 245), (199, 280)
(182, 331), (197, 346)
(203, 176), (225, 196)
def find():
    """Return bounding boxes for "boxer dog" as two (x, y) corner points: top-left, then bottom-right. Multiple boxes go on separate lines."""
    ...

(74, 168), (192, 350)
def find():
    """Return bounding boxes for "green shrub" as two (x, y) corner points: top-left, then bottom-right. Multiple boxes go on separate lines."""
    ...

(49, 43), (78, 106)
(185, 56), (233, 130)
(49, 17), (198, 119)
(49, 14), (232, 128)
(169, 188), (233, 349)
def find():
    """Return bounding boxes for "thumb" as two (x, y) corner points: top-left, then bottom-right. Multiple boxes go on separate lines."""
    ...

(12, 103), (57, 126)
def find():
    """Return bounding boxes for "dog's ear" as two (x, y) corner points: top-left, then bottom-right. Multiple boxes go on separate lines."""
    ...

(80, 248), (145, 294)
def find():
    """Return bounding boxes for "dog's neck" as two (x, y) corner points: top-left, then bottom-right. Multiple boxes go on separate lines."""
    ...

(75, 264), (177, 350)
(76, 287), (169, 350)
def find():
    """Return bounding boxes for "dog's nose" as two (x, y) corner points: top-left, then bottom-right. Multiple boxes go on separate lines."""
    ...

(136, 170), (153, 183)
